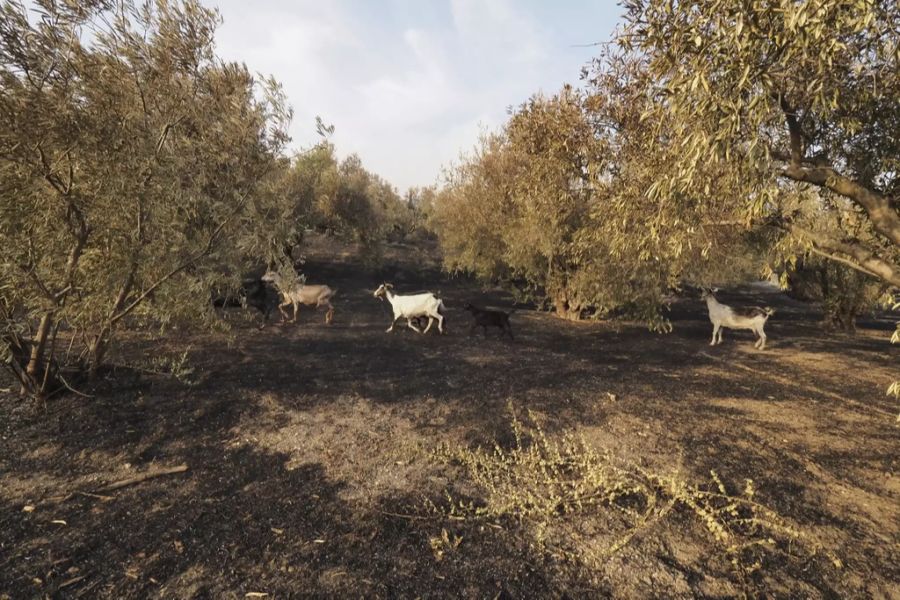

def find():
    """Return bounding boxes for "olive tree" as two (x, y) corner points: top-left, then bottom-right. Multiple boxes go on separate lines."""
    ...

(583, 51), (773, 313)
(431, 78), (771, 324)
(617, 0), (898, 407)
(432, 88), (607, 318)
(429, 133), (512, 285)
(787, 257), (885, 331)
(619, 0), (899, 285)
(0, 0), (293, 396)
(278, 140), (341, 261)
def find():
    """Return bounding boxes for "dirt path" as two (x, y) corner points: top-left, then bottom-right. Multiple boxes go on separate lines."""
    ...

(1, 241), (897, 598)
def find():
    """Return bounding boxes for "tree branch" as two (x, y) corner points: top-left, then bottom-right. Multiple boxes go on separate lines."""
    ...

(778, 94), (803, 164)
(807, 246), (882, 281)
(785, 222), (900, 287)
(774, 94), (900, 251)
(781, 163), (900, 249)
(108, 187), (254, 325)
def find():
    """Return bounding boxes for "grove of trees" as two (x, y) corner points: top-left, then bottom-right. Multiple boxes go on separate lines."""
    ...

(2, 0), (896, 400)
(0, 0), (414, 398)
(429, 0), (897, 332)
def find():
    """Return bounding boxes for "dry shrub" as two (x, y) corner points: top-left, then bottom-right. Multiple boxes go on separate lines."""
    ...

(430, 405), (840, 592)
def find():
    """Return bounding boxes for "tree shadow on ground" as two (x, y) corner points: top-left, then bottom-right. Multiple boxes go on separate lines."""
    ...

(0, 441), (607, 598)
(2, 246), (897, 597)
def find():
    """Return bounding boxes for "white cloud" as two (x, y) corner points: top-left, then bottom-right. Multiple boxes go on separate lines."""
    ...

(356, 28), (456, 129)
(206, 0), (619, 190)
(450, 0), (548, 64)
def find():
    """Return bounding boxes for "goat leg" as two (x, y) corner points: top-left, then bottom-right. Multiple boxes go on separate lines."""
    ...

(321, 300), (334, 324)
(386, 316), (400, 333)
(278, 301), (291, 324)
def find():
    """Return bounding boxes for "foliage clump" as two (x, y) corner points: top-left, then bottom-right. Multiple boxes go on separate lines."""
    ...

(276, 141), (417, 264)
(0, 1), (417, 399)
(618, 0), (900, 288)
(786, 257), (886, 331)
(429, 80), (768, 326)
(430, 88), (607, 320)
(0, 0), (294, 396)
(432, 406), (841, 591)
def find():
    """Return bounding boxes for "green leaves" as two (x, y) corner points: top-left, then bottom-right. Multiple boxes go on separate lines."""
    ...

(619, 0), (899, 284)
(0, 0), (293, 388)
(430, 90), (607, 318)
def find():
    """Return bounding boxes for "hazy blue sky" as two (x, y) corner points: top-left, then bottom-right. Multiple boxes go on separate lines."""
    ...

(207, 0), (623, 191)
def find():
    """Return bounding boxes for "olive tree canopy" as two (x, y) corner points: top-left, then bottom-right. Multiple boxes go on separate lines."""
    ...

(619, 0), (899, 286)
(0, 0), (293, 395)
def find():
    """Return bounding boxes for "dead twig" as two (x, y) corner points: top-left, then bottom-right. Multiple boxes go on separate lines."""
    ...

(378, 509), (432, 521)
(74, 578), (100, 598)
(75, 490), (114, 501)
(59, 575), (87, 589)
(57, 373), (94, 398)
(97, 464), (188, 492)
(37, 464), (188, 507)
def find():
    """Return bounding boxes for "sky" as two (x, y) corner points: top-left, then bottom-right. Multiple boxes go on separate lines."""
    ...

(206, 0), (623, 192)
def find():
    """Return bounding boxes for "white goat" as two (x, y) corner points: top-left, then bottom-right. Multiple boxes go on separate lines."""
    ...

(373, 283), (445, 334)
(261, 271), (337, 324)
(702, 288), (774, 349)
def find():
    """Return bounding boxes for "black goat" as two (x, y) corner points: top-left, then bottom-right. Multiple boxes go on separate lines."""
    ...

(212, 278), (279, 327)
(464, 303), (515, 340)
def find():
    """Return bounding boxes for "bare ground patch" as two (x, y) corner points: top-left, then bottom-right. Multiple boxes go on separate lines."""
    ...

(2, 242), (897, 598)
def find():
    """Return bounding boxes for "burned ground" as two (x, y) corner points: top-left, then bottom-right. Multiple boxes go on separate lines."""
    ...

(1, 241), (897, 599)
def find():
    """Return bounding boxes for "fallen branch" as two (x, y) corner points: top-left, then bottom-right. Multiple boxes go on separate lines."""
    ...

(75, 490), (114, 501)
(378, 509), (432, 521)
(57, 373), (94, 398)
(59, 575), (87, 589)
(97, 464), (188, 492)
(35, 465), (188, 507)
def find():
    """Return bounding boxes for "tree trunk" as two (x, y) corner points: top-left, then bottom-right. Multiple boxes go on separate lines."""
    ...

(552, 286), (582, 321)
(823, 304), (857, 332)
(5, 330), (35, 396)
(87, 327), (111, 380)
(24, 312), (54, 395)
(87, 269), (136, 379)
